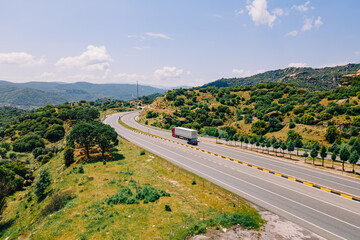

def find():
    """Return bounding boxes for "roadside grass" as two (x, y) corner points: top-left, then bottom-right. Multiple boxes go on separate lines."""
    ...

(1, 135), (264, 240)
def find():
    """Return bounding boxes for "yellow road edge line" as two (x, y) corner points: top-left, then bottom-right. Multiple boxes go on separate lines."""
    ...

(119, 117), (360, 202)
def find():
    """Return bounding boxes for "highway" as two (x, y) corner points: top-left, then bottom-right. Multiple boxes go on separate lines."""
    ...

(104, 111), (360, 240)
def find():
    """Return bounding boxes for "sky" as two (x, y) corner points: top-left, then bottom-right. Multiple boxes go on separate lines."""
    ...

(0, 0), (359, 88)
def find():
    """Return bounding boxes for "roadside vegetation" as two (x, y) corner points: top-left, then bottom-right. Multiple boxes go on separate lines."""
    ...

(0, 98), (264, 239)
(140, 75), (360, 175)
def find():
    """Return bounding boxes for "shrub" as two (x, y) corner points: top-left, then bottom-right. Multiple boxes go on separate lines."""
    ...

(140, 150), (145, 156)
(9, 152), (17, 160)
(192, 179), (196, 185)
(34, 169), (51, 199)
(64, 147), (75, 167)
(165, 204), (172, 212)
(13, 134), (45, 153)
(0, 142), (11, 151)
(41, 191), (73, 216)
(289, 122), (296, 129)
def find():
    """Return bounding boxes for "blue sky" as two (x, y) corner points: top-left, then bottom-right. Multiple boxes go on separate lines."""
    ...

(0, 0), (359, 87)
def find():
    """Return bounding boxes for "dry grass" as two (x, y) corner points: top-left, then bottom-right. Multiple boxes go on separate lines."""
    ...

(0, 137), (260, 240)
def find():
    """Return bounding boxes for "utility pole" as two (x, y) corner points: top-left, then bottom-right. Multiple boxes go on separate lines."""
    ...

(137, 80), (139, 100)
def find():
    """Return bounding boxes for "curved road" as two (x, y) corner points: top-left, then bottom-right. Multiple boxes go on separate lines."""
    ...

(104, 111), (360, 240)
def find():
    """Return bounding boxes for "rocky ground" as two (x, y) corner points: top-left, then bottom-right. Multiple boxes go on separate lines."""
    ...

(190, 210), (325, 240)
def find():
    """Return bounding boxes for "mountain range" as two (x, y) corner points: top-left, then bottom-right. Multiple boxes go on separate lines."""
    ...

(202, 63), (360, 91)
(0, 81), (165, 109)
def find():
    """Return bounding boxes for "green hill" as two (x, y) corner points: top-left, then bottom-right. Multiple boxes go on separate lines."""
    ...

(202, 63), (360, 91)
(0, 81), (165, 109)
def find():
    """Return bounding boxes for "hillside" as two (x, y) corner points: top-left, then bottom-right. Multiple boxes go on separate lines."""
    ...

(0, 81), (165, 109)
(0, 106), (28, 127)
(202, 63), (360, 91)
(140, 76), (360, 150)
(0, 100), (263, 239)
(0, 86), (70, 109)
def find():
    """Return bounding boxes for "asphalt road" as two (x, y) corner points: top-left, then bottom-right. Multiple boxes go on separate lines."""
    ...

(104, 111), (360, 240)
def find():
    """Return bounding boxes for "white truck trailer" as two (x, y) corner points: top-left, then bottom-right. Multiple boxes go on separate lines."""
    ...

(172, 127), (198, 140)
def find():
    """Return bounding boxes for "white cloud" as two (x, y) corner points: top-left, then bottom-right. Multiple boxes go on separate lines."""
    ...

(301, 16), (323, 32)
(0, 52), (45, 66)
(272, 8), (284, 16)
(145, 32), (172, 40)
(286, 30), (298, 37)
(154, 66), (183, 79)
(235, 9), (244, 15)
(133, 46), (151, 51)
(288, 62), (307, 68)
(292, 1), (313, 12)
(315, 16), (323, 28)
(302, 18), (313, 31)
(55, 45), (112, 71)
(246, 0), (277, 27)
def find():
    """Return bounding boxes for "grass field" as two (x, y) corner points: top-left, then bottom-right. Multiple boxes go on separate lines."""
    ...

(1, 137), (263, 240)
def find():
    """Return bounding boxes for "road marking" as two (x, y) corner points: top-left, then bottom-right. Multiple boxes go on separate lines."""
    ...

(116, 114), (360, 203)
(111, 127), (353, 239)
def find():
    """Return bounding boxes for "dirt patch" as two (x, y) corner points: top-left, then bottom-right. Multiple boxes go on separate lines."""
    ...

(190, 210), (325, 240)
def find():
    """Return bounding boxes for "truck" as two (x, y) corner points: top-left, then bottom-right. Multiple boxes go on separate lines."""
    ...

(172, 127), (199, 145)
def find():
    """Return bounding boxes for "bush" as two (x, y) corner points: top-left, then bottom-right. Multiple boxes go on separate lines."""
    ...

(192, 179), (196, 185)
(106, 187), (138, 205)
(165, 204), (172, 211)
(64, 147), (75, 167)
(140, 150), (145, 156)
(289, 122), (296, 129)
(9, 152), (17, 160)
(41, 191), (73, 216)
(0, 142), (11, 151)
(34, 169), (51, 199)
(12, 134), (45, 153)
(44, 124), (65, 142)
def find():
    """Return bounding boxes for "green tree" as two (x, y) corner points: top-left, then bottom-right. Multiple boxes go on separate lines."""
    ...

(289, 121), (296, 129)
(281, 142), (287, 156)
(266, 140), (271, 154)
(328, 142), (340, 155)
(44, 124), (65, 142)
(273, 141), (280, 156)
(351, 139), (360, 155)
(239, 135), (244, 148)
(250, 137), (256, 151)
(294, 138), (303, 156)
(339, 146), (350, 171)
(325, 126), (340, 144)
(244, 137), (249, 149)
(251, 120), (268, 135)
(303, 152), (309, 163)
(69, 122), (96, 160)
(320, 146), (327, 167)
(270, 136), (277, 145)
(331, 152), (337, 169)
(233, 135), (238, 146)
(34, 169), (51, 199)
(12, 134), (45, 152)
(95, 123), (118, 157)
(349, 151), (359, 173)
(0, 148), (7, 159)
(287, 141), (295, 159)
(310, 148), (318, 165)
(312, 141), (320, 151)
(64, 147), (75, 167)
(0, 178), (9, 215)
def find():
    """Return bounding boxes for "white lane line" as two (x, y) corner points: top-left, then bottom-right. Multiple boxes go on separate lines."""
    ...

(123, 113), (360, 196)
(112, 119), (360, 232)
(201, 142), (360, 191)
(125, 113), (360, 187)
(110, 118), (347, 240)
